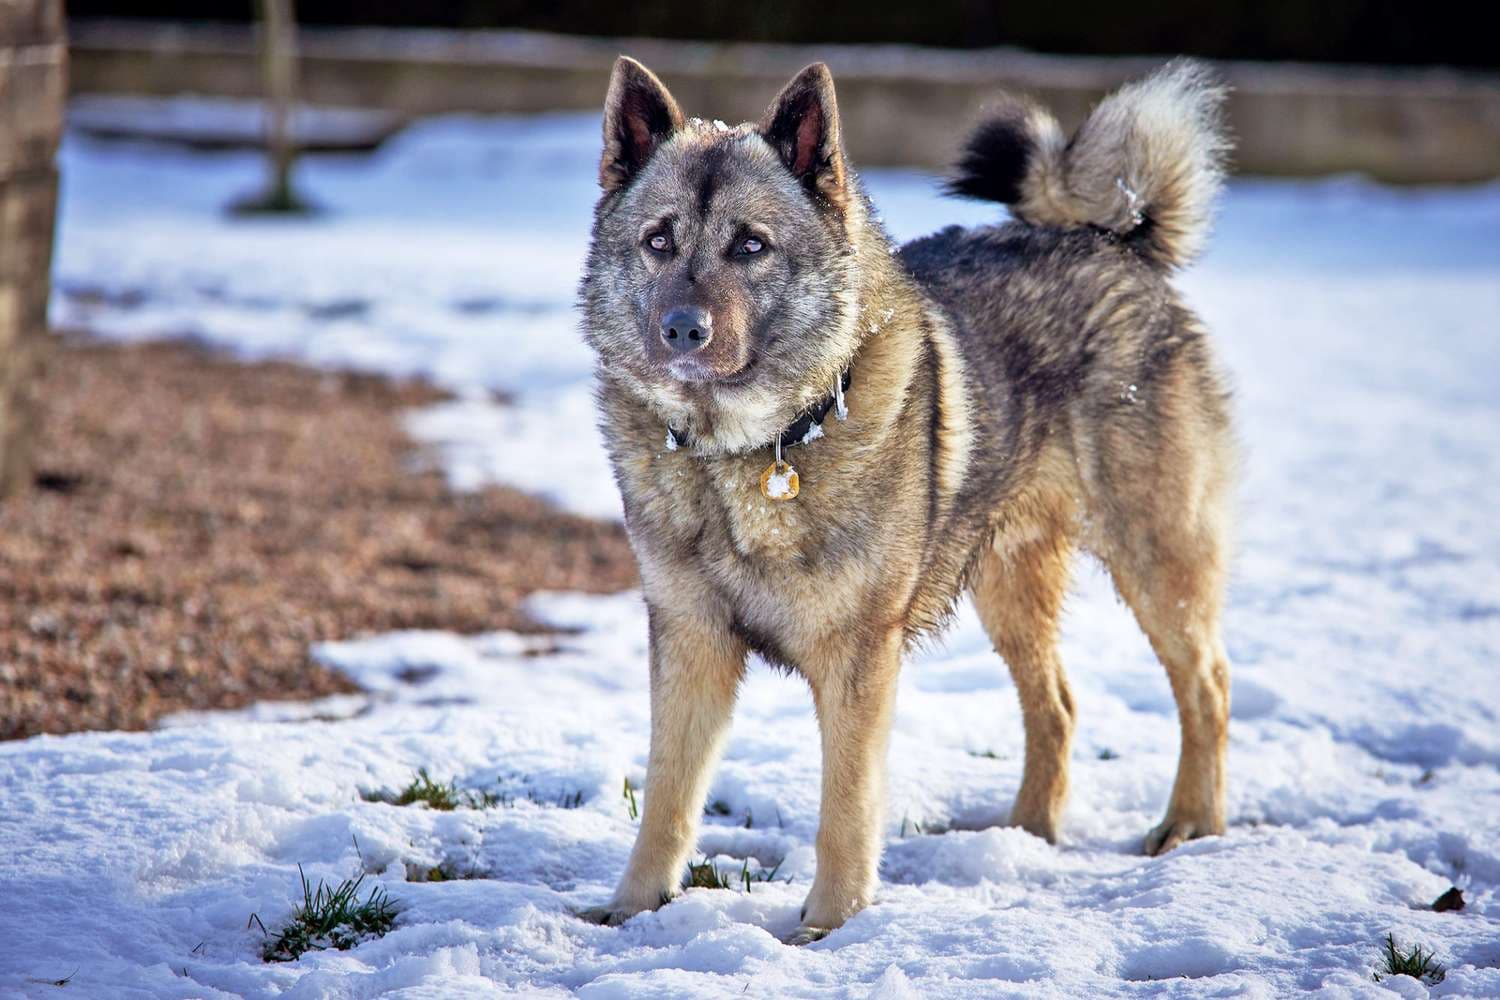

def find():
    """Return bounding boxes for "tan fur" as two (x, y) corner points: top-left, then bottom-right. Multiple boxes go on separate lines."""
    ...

(971, 475), (1080, 842)
(581, 57), (1238, 941)
(582, 607), (747, 922)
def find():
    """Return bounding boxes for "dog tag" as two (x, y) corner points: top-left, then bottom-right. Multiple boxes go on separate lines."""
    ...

(760, 460), (799, 500)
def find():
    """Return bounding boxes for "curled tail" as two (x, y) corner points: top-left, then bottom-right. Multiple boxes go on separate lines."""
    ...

(947, 59), (1230, 269)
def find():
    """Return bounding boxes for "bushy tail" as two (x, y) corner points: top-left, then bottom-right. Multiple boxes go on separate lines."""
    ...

(946, 59), (1230, 269)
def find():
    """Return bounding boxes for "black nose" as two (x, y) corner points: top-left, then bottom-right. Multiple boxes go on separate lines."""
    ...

(660, 307), (713, 353)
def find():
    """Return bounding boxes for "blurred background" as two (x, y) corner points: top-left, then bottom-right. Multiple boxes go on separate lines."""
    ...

(1, 3), (1497, 741)
(65, 0), (1500, 67)
(59, 2), (1500, 182)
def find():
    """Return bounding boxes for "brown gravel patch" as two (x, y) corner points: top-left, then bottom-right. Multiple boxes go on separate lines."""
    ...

(0, 334), (638, 741)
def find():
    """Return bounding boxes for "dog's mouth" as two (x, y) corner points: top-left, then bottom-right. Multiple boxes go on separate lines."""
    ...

(666, 353), (759, 388)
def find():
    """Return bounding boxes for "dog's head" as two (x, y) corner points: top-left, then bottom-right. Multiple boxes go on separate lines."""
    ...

(582, 58), (870, 452)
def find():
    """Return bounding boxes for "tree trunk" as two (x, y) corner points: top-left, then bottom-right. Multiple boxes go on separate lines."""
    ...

(229, 0), (310, 213)
(261, 0), (298, 207)
(0, 0), (66, 498)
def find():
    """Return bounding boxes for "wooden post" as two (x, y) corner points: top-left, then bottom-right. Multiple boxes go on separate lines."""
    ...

(0, 0), (66, 498)
(232, 0), (310, 213)
(261, 0), (298, 209)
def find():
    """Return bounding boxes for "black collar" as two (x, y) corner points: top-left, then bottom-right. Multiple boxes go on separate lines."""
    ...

(667, 368), (852, 453)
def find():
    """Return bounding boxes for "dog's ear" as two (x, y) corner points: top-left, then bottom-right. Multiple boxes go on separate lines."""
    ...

(600, 57), (684, 193)
(759, 63), (848, 210)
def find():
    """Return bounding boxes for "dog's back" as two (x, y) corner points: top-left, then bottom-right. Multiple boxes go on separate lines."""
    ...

(901, 60), (1235, 573)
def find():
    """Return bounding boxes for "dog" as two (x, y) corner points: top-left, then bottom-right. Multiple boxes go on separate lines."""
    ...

(578, 55), (1235, 942)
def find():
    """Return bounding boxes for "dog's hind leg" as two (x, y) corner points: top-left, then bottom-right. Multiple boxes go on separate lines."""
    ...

(581, 605), (746, 924)
(970, 519), (1077, 843)
(1089, 403), (1234, 855)
(1106, 532), (1231, 855)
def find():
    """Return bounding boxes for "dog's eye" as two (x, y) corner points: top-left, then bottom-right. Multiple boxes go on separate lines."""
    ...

(646, 233), (672, 254)
(737, 237), (765, 256)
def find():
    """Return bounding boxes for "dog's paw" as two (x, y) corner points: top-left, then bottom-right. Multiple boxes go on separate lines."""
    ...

(783, 924), (831, 947)
(1144, 813), (1222, 856)
(792, 879), (868, 943)
(575, 903), (638, 927)
(575, 888), (673, 927)
(1008, 803), (1062, 845)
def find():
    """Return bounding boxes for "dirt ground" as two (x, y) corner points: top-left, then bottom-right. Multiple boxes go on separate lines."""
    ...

(0, 334), (638, 741)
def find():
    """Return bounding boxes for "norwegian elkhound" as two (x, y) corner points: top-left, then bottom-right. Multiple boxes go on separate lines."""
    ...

(579, 56), (1235, 942)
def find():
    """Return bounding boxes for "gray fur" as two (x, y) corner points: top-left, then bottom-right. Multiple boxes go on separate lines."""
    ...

(580, 57), (1240, 938)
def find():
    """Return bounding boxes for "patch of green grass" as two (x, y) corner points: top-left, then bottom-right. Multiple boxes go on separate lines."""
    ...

(404, 860), (483, 882)
(489, 786), (586, 808)
(491, 771), (587, 809)
(1098, 747), (1120, 761)
(740, 858), (784, 892)
(251, 866), (399, 963)
(366, 770), (587, 811)
(685, 857), (737, 890)
(967, 749), (1005, 760)
(1376, 933), (1445, 985)
(684, 857), (787, 892)
(623, 777), (639, 821)
(361, 768), (499, 811)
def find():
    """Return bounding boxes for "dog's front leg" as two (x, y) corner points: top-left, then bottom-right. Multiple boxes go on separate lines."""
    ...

(582, 604), (746, 925)
(794, 628), (903, 942)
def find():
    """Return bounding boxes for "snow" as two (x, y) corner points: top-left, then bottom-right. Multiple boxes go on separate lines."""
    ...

(4, 100), (1498, 996)
(764, 464), (799, 500)
(67, 96), (399, 152)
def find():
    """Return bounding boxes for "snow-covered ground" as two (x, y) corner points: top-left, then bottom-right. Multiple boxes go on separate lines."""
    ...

(3, 103), (1498, 997)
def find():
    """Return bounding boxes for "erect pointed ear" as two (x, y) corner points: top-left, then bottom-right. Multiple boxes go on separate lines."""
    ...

(600, 56), (684, 193)
(758, 63), (848, 209)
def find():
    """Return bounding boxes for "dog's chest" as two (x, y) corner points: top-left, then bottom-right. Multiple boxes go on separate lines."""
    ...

(696, 450), (822, 565)
(624, 440), (824, 557)
(682, 451), (856, 635)
(619, 421), (886, 657)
